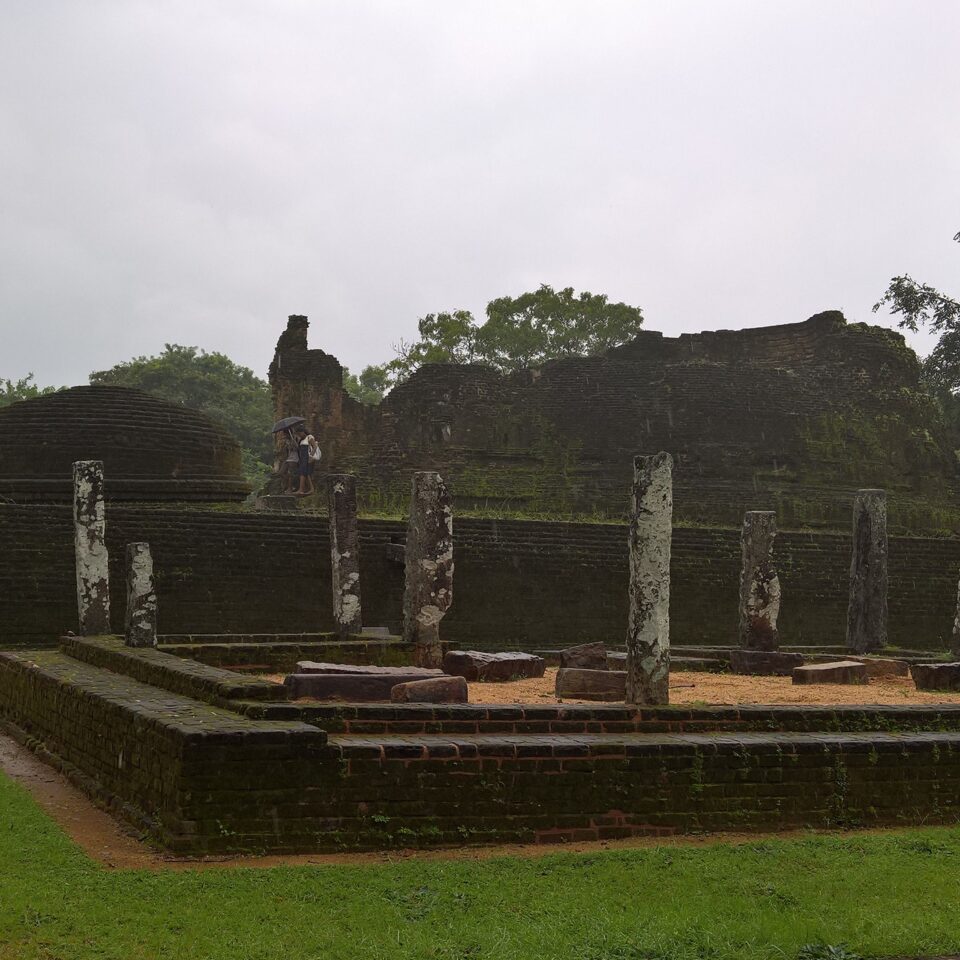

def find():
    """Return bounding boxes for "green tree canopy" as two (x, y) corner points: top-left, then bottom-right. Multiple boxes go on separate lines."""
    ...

(382, 284), (644, 388)
(90, 345), (273, 485)
(0, 373), (62, 408)
(875, 232), (960, 392)
(343, 365), (392, 405)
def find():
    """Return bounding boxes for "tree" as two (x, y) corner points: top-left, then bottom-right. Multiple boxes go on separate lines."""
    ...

(0, 373), (62, 408)
(343, 364), (390, 405)
(387, 285), (644, 384)
(874, 232), (960, 392)
(90, 345), (273, 486)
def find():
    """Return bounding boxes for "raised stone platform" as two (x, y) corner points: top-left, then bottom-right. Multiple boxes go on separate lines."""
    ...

(5, 639), (960, 855)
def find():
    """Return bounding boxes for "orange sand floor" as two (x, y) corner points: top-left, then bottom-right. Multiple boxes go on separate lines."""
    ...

(267, 668), (960, 706)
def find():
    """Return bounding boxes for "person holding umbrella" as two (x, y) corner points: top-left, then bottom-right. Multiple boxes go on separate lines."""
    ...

(271, 416), (306, 494)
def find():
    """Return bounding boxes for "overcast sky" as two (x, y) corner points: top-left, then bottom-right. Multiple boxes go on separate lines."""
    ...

(2, 1), (958, 387)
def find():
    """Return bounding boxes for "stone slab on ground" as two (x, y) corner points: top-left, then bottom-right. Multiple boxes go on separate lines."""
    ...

(851, 655), (911, 678)
(442, 650), (546, 682)
(559, 641), (608, 670)
(792, 660), (868, 685)
(285, 670), (443, 701)
(730, 649), (805, 676)
(911, 662), (960, 692)
(607, 652), (727, 673)
(295, 661), (441, 677)
(391, 676), (468, 703)
(555, 668), (626, 702)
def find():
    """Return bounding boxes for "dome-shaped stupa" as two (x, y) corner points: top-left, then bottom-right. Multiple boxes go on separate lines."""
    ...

(0, 385), (250, 502)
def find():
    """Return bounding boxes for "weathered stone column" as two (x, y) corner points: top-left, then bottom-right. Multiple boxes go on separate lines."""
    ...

(739, 511), (781, 651)
(124, 542), (157, 647)
(327, 474), (362, 635)
(951, 572), (960, 659)
(626, 452), (672, 705)
(846, 488), (888, 653)
(403, 472), (454, 668)
(73, 460), (110, 635)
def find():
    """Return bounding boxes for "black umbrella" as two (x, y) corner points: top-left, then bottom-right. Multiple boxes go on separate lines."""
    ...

(271, 416), (306, 434)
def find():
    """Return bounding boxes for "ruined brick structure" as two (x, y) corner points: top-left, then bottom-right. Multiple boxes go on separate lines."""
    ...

(0, 385), (249, 502)
(271, 311), (959, 532)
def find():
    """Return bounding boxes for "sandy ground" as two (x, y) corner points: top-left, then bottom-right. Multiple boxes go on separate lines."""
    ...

(269, 669), (960, 707)
(467, 669), (960, 706)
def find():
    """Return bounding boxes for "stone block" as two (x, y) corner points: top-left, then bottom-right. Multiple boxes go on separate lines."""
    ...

(730, 649), (805, 676)
(295, 661), (442, 677)
(559, 641), (608, 670)
(391, 676), (468, 703)
(792, 661), (868, 685)
(851, 656), (910, 679)
(285, 669), (442, 701)
(555, 668), (626, 702)
(911, 662), (960, 692)
(442, 650), (546, 682)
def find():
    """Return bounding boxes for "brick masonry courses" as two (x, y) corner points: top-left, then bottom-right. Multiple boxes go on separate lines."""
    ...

(273, 312), (960, 532)
(5, 646), (960, 853)
(3, 504), (960, 650)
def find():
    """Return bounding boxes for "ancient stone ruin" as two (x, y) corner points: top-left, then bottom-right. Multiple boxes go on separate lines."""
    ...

(403, 471), (454, 667)
(4, 313), (960, 858)
(625, 452), (672, 705)
(327, 473), (362, 635)
(270, 311), (958, 532)
(847, 488), (888, 654)
(124, 542), (157, 648)
(73, 460), (110, 636)
(738, 511), (781, 651)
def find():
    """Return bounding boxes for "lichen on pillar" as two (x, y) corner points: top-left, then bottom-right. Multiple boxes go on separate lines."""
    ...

(124, 542), (157, 648)
(73, 460), (110, 635)
(403, 471), (454, 668)
(625, 452), (672, 705)
(327, 473), (362, 635)
(952, 573), (960, 659)
(846, 488), (888, 653)
(739, 511), (781, 651)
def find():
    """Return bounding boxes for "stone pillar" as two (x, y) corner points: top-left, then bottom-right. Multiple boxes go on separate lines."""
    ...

(124, 542), (157, 648)
(846, 488), (888, 654)
(626, 452), (672, 705)
(73, 460), (110, 635)
(403, 472), (454, 668)
(327, 474), (362, 635)
(739, 511), (781, 651)
(952, 571), (960, 659)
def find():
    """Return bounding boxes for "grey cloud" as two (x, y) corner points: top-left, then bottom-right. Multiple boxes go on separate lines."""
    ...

(1, 0), (957, 384)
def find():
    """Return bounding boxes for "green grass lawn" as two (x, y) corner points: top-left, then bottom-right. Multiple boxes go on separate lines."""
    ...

(2, 771), (960, 960)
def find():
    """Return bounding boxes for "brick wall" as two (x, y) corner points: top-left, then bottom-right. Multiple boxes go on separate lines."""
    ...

(3, 648), (960, 854)
(275, 312), (960, 532)
(2, 504), (958, 650)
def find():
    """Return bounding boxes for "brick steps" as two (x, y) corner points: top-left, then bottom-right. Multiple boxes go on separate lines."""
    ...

(240, 699), (960, 735)
(327, 728), (960, 761)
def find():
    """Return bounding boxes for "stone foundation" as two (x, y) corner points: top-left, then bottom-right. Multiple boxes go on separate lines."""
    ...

(2, 638), (960, 855)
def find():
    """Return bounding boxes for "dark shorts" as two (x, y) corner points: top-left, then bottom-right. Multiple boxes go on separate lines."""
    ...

(298, 447), (310, 477)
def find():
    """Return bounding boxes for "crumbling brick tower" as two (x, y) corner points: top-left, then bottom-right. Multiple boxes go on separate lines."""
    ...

(269, 315), (355, 467)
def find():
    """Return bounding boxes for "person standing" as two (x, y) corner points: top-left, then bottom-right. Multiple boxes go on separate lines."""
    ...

(295, 427), (315, 496)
